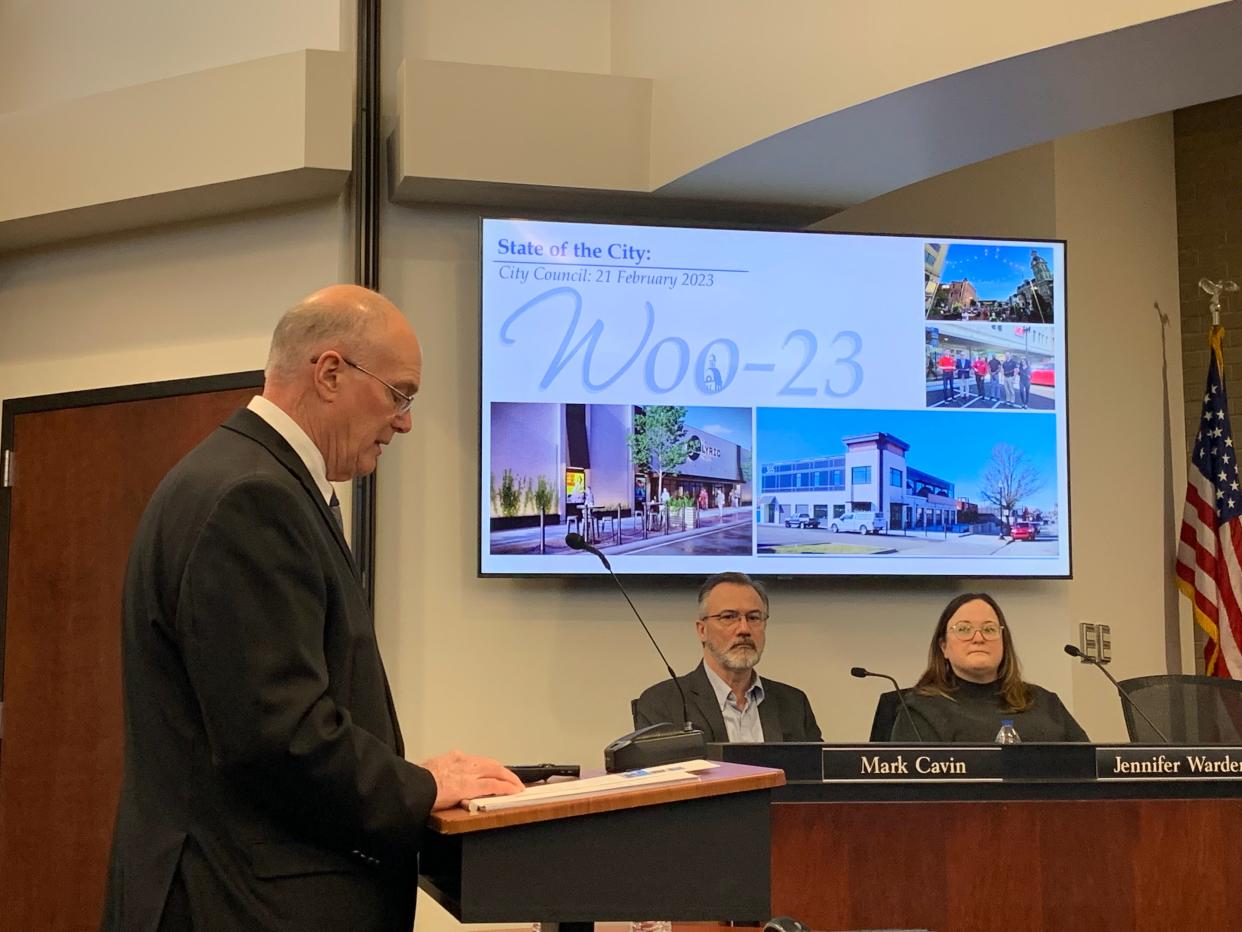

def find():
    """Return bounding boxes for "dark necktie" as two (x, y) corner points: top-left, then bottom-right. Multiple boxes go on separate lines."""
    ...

(329, 491), (344, 532)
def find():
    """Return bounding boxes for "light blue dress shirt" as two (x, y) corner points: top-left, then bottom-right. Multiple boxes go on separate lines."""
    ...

(702, 662), (766, 742)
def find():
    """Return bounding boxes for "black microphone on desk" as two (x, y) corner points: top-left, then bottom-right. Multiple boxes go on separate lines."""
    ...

(1064, 644), (1171, 743)
(565, 532), (706, 771)
(851, 667), (924, 742)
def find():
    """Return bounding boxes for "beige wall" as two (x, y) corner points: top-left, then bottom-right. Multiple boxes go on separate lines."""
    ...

(371, 122), (1185, 925)
(373, 118), (1186, 761)
(1053, 116), (1192, 737)
(615, 0), (1215, 185)
(0, 0), (347, 112)
(0, 4), (1200, 930)
(0, 25), (1189, 773)
(0, 173), (1189, 922)
(391, 0), (1217, 196)
(403, 0), (612, 73)
(823, 116), (1189, 741)
(816, 143), (1057, 240)
(0, 199), (350, 402)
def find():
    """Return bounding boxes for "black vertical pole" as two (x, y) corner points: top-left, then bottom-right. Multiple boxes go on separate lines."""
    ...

(351, 0), (381, 606)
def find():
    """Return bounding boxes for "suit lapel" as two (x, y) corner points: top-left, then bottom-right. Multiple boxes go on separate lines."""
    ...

(757, 684), (783, 742)
(220, 409), (405, 751)
(221, 409), (359, 577)
(687, 662), (729, 743)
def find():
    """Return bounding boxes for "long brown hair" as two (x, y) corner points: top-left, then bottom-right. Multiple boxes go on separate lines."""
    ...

(913, 592), (1032, 712)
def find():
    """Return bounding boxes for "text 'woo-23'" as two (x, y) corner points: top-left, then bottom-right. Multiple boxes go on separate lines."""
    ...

(498, 286), (864, 397)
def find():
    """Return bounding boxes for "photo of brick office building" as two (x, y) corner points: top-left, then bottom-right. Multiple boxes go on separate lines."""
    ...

(488, 402), (752, 554)
(758, 432), (958, 531)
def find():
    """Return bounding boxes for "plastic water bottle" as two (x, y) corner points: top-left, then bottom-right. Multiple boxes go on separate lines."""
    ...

(995, 719), (1021, 744)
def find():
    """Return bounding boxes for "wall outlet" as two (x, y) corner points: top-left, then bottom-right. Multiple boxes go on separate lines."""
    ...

(1078, 621), (1098, 660)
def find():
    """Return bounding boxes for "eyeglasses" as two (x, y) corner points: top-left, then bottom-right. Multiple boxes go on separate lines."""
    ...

(701, 610), (768, 627)
(312, 354), (415, 415)
(946, 621), (1004, 641)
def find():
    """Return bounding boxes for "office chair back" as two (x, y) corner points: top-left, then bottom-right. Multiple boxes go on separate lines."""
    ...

(1116, 673), (1242, 743)
(868, 690), (903, 741)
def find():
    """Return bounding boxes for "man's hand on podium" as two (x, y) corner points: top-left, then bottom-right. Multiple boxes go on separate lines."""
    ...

(422, 750), (525, 810)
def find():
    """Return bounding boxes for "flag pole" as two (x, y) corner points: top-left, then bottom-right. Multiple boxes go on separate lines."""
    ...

(1199, 277), (1238, 329)
(1200, 278), (1236, 389)
(1178, 278), (1239, 676)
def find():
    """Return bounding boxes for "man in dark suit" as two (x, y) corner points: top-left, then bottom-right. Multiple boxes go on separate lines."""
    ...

(633, 572), (821, 742)
(102, 285), (522, 932)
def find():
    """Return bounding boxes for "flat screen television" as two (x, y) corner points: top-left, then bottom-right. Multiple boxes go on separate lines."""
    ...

(479, 217), (1068, 578)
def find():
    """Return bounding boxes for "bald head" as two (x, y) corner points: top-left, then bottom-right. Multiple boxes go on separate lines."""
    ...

(266, 285), (408, 384)
(262, 284), (423, 480)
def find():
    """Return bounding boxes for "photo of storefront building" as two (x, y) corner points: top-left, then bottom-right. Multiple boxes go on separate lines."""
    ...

(648, 427), (752, 513)
(488, 402), (752, 555)
(759, 432), (957, 531)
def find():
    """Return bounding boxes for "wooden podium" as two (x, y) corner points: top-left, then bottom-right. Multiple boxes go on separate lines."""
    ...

(419, 762), (783, 931)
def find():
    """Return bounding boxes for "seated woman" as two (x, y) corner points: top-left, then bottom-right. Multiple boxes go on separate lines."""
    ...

(891, 592), (1089, 742)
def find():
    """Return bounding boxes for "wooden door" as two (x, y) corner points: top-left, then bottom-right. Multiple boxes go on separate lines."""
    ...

(0, 374), (261, 932)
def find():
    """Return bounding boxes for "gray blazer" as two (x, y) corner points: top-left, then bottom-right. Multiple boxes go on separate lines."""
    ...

(633, 660), (822, 742)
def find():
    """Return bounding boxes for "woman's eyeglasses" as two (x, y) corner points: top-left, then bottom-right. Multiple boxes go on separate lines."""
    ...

(946, 621), (1003, 641)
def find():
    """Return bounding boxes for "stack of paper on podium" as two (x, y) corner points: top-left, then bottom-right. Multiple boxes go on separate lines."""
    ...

(464, 759), (717, 812)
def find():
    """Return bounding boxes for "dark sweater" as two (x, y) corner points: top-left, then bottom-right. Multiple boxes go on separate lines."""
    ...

(890, 678), (1090, 743)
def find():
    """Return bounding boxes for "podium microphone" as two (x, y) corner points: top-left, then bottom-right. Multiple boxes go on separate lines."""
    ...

(1064, 644), (1170, 743)
(565, 532), (706, 771)
(851, 667), (924, 741)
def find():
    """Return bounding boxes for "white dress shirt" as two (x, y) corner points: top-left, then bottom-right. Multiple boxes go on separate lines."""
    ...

(246, 395), (335, 506)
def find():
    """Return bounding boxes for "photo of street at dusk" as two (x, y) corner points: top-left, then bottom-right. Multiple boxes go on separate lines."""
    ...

(924, 242), (1056, 323)
(487, 402), (754, 558)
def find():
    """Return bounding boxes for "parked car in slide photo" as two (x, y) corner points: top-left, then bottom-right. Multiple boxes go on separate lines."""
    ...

(829, 512), (887, 535)
(1010, 521), (1039, 541)
(1029, 363), (1055, 387)
(784, 513), (821, 528)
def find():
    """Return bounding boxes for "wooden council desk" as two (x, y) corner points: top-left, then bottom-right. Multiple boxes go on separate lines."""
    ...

(714, 742), (1242, 932)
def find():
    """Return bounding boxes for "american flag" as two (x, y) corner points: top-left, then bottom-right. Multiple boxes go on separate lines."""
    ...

(1177, 326), (1240, 677)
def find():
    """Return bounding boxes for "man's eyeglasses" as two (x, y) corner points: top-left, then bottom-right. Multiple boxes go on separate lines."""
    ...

(701, 610), (768, 627)
(946, 621), (1003, 641)
(312, 354), (414, 415)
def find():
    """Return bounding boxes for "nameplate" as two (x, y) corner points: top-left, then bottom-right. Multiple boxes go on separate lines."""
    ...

(1096, 746), (1242, 780)
(822, 745), (1003, 783)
